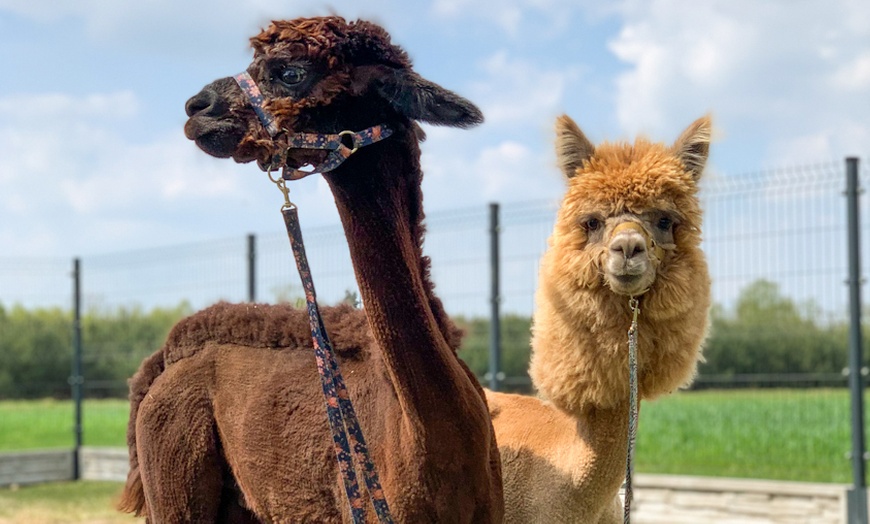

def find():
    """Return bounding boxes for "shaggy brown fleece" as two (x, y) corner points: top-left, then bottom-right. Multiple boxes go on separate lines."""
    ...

(121, 15), (503, 524)
(488, 114), (712, 523)
(120, 302), (408, 522)
(162, 302), (373, 364)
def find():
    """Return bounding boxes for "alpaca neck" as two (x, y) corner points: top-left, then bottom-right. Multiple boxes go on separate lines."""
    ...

(569, 403), (631, 518)
(530, 281), (633, 500)
(323, 126), (468, 417)
(530, 273), (638, 413)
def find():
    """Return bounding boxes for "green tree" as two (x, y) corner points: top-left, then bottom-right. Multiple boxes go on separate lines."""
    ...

(81, 302), (192, 397)
(0, 305), (71, 398)
(702, 280), (846, 379)
(455, 314), (532, 391)
(0, 302), (191, 399)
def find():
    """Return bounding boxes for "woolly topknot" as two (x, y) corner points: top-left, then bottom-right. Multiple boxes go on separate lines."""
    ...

(251, 16), (411, 69)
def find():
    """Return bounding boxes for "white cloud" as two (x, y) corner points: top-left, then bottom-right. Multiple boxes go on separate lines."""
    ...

(831, 52), (870, 91)
(767, 122), (870, 165)
(420, 128), (565, 212)
(0, 91), (139, 120)
(414, 49), (582, 210)
(470, 51), (580, 128)
(432, 0), (523, 35)
(430, 0), (589, 36)
(607, 0), (870, 167)
(0, 0), (411, 60)
(0, 91), (342, 256)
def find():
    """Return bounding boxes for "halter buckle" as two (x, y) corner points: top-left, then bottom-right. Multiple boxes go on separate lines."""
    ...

(338, 130), (360, 155)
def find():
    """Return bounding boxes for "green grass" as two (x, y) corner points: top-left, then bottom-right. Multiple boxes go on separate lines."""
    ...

(0, 481), (141, 523)
(0, 390), (860, 483)
(0, 399), (128, 450)
(636, 389), (854, 483)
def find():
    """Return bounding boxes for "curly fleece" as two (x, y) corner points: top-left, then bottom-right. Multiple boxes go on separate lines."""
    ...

(530, 122), (711, 414)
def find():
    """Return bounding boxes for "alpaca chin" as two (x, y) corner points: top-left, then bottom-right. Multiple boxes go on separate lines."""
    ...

(603, 272), (655, 297)
(184, 120), (245, 159)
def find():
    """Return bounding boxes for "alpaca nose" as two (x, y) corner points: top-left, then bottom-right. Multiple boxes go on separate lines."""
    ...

(610, 232), (647, 260)
(185, 87), (227, 118)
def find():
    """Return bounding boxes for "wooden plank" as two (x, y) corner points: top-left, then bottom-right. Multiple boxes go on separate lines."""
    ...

(79, 447), (129, 482)
(0, 449), (74, 486)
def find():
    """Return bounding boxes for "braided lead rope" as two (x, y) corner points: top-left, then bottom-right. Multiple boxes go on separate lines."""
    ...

(624, 297), (640, 524)
(236, 69), (394, 521)
(280, 202), (394, 524)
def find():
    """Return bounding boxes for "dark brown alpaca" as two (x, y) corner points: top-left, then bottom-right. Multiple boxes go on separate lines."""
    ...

(118, 16), (503, 523)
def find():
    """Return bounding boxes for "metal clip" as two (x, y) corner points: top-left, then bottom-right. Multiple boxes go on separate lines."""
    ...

(267, 168), (295, 210)
(629, 296), (640, 330)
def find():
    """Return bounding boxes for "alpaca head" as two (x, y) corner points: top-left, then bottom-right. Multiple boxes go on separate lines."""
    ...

(530, 115), (712, 412)
(184, 16), (482, 170)
(551, 114), (710, 298)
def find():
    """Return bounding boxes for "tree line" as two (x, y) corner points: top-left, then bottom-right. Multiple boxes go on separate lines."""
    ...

(0, 302), (191, 399)
(0, 280), (865, 399)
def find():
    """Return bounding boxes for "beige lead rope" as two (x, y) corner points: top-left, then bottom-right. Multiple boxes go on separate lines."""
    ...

(624, 297), (640, 524)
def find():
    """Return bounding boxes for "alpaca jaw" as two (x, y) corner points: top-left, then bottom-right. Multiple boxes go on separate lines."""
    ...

(183, 78), (251, 160)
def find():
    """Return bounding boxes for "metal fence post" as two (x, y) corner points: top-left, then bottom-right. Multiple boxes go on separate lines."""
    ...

(488, 203), (502, 391)
(845, 157), (867, 524)
(247, 233), (256, 302)
(71, 257), (83, 480)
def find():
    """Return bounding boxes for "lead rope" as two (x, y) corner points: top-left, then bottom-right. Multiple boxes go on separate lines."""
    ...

(271, 173), (394, 524)
(623, 297), (640, 524)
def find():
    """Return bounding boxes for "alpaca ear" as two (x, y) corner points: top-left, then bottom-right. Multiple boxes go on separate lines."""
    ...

(555, 114), (595, 179)
(673, 115), (711, 181)
(356, 66), (483, 128)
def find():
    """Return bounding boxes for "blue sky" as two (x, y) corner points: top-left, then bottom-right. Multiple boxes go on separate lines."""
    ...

(1, 0), (868, 258)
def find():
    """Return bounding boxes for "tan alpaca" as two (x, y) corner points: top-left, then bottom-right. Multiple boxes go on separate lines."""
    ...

(487, 114), (712, 523)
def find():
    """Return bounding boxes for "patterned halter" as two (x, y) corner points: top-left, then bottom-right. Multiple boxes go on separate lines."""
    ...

(233, 72), (393, 180)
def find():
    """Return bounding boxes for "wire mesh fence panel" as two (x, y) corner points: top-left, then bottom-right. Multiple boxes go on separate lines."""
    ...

(78, 237), (251, 402)
(495, 200), (558, 389)
(636, 160), (865, 483)
(699, 163), (852, 386)
(499, 200), (559, 318)
(0, 257), (73, 449)
(425, 206), (490, 317)
(258, 225), (358, 308)
(0, 159), (868, 481)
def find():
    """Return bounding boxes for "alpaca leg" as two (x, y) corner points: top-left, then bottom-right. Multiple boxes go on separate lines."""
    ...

(136, 372), (225, 523)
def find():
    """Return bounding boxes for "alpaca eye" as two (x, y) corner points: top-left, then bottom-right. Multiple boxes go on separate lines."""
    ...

(278, 66), (306, 86)
(585, 218), (601, 232)
(657, 217), (673, 230)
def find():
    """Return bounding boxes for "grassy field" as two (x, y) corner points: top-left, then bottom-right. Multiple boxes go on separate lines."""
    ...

(0, 389), (858, 483)
(636, 388), (853, 483)
(0, 398), (129, 450)
(0, 481), (140, 524)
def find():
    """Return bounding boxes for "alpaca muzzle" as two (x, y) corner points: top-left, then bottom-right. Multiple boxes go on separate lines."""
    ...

(604, 221), (662, 297)
(609, 222), (665, 264)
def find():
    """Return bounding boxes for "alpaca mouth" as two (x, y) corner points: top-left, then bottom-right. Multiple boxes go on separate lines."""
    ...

(606, 272), (654, 296)
(184, 118), (246, 159)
